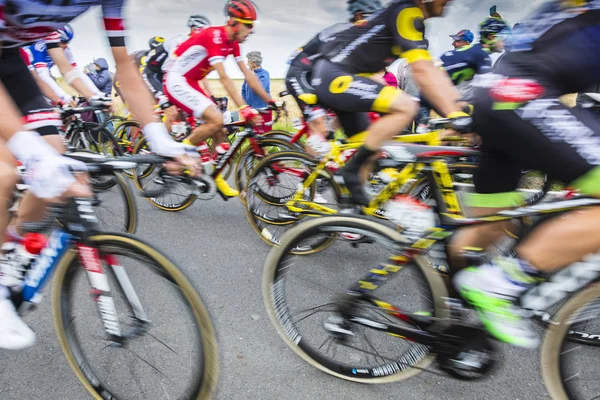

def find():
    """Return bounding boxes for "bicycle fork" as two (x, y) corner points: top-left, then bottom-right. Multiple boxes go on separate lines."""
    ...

(76, 245), (149, 343)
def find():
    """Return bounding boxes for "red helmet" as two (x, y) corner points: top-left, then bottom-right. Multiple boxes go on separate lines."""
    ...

(225, 0), (258, 22)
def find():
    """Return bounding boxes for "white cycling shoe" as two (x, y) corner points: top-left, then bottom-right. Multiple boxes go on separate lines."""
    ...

(0, 292), (36, 350)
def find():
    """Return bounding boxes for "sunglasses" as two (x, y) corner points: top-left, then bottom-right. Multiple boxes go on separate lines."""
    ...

(234, 18), (254, 29)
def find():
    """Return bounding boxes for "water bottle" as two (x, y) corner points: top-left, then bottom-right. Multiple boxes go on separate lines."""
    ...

(0, 233), (47, 291)
(213, 143), (230, 163)
(197, 142), (213, 175)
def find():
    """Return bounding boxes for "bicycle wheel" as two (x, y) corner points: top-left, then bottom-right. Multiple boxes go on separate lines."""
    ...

(52, 233), (219, 400)
(132, 137), (197, 212)
(70, 124), (124, 190)
(263, 215), (450, 383)
(244, 151), (342, 253)
(234, 137), (301, 197)
(93, 172), (137, 234)
(113, 120), (142, 153)
(541, 283), (600, 400)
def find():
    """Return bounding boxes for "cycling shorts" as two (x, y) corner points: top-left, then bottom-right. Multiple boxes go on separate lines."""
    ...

(285, 63), (325, 122)
(0, 48), (61, 136)
(143, 68), (163, 95)
(472, 66), (600, 200)
(163, 73), (215, 119)
(311, 59), (400, 136)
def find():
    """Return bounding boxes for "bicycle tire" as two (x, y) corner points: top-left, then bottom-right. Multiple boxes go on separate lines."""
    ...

(244, 150), (342, 252)
(113, 120), (142, 152)
(541, 282), (600, 400)
(132, 137), (197, 212)
(52, 233), (219, 400)
(263, 215), (450, 383)
(93, 172), (137, 234)
(234, 138), (302, 198)
(70, 124), (124, 190)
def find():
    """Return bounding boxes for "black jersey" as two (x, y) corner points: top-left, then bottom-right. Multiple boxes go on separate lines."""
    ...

(500, 0), (600, 93)
(288, 22), (351, 69)
(319, 0), (431, 74)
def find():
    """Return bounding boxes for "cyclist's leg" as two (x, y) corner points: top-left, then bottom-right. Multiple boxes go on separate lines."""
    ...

(455, 73), (600, 348)
(0, 48), (63, 235)
(164, 74), (223, 146)
(449, 149), (521, 269)
(0, 48), (38, 349)
(312, 60), (418, 205)
(285, 67), (328, 141)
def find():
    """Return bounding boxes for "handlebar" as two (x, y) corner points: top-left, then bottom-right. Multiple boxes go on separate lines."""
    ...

(61, 105), (107, 117)
(428, 117), (472, 133)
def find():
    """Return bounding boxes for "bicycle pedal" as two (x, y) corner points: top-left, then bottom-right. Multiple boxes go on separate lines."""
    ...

(277, 212), (299, 221)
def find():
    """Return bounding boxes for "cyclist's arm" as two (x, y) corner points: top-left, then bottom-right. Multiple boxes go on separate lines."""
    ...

(237, 60), (271, 104)
(34, 66), (71, 103)
(29, 69), (64, 104)
(200, 79), (214, 97)
(386, 4), (463, 116)
(411, 60), (463, 117)
(111, 46), (158, 126)
(214, 62), (246, 108)
(47, 47), (98, 99)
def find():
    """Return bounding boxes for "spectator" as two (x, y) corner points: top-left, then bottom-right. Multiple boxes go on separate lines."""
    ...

(242, 51), (272, 129)
(85, 58), (112, 95)
(449, 29), (474, 50)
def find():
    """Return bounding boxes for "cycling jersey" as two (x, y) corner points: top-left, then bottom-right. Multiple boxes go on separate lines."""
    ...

(146, 35), (187, 74)
(27, 40), (77, 70)
(471, 1), (600, 200)
(318, 0), (431, 74)
(169, 26), (242, 82)
(0, 0), (126, 48)
(19, 46), (34, 71)
(164, 26), (241, 118)
(285, 23), (349, 122)
(441, 43), (491, 101)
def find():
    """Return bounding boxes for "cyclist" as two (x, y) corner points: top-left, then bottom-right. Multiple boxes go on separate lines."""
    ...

(18, 46), (75, 107)
(310, 0), (469, 206)
(0, 0), (199, 350)
(449, 29), (474, 50)
(163, 0), (275, 198)
(143, 15), (214, 131)
(24, 25), (103, 105)
(284, 1), (384, 157)
(450, 0), (600, 348)
(441, 18), (509, 102)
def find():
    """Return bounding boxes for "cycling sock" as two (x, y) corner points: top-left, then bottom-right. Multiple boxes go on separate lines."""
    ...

(496, 256), (543, 288)
(343, 145), (377, 173)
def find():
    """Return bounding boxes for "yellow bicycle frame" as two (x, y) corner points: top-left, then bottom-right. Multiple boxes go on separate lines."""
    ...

(285, 130), (464, 218)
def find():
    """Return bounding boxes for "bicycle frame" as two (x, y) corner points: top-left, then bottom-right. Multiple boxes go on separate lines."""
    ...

(283, 132), (453, 217)
(323, 156), (600, 360)
(14, 198), (147, 342)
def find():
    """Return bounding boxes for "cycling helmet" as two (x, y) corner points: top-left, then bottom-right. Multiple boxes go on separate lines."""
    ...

(480, 17), (509, 44)
(347, 0), (383, 17)
(58, 24), (74, 43)
(187, 15), (211, 29)
(225, 0), (259, 22)
(148, 36), (164, 49)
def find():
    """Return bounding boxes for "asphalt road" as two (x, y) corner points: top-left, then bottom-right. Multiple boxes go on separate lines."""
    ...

(0, 178), (553, 400)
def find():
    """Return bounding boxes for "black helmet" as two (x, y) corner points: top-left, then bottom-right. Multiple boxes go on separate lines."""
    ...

(347, 0), (383, 18)
(148, 36), (164, 49)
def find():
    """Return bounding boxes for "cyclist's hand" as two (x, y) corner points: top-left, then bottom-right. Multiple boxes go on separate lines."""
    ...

(239, 105), (263, 126)
(268, 100), (284, 110)
(8, 131), (93, 199)
(142, 122), (202, 176)
(89, 93), (112, 108)
(447, 111), (473, 133)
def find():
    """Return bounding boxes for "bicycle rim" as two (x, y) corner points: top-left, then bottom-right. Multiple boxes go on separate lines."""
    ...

(52, 234), (219, 400)
(263, 216), (450, 383)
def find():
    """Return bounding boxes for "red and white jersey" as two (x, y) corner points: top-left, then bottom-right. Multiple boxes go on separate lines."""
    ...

(19, 46), (34, 71)
(170, 26), (243, 82)
(0, 0), (126, 48)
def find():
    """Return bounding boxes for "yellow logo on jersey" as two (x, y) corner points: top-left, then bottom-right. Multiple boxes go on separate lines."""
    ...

(396, 7), (425, 42)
